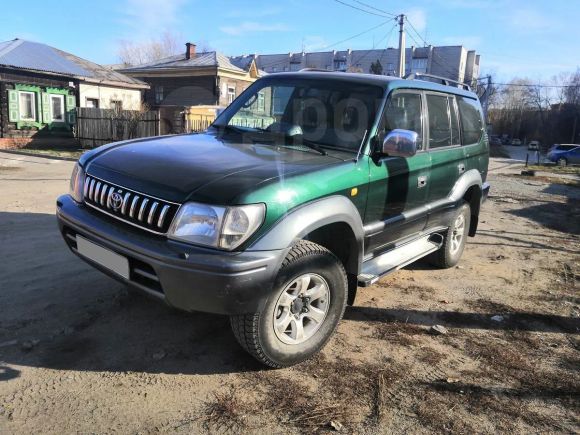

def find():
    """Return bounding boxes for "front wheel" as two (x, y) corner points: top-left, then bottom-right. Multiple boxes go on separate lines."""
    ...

(230, 240), (348, 368)
(428, 202), (471, 269)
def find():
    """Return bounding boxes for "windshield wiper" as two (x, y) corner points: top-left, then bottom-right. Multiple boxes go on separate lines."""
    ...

(298, 138), (327, 156)
(214, 124), (246, 134)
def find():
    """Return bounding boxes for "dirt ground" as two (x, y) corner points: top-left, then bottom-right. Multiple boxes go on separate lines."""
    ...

(0, 151), (578, 434)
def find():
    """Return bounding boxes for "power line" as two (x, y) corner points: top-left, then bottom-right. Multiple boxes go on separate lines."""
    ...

(406, 17), (466, 81)
(351, 0), (397, 17)
(406, 20), (428, 46)
(405, 25), (459, 79)
(332, 0), (393, 18)
(257, 20), (392, 71)
(488, 82), (579, 88)
(350, 23), (398, 67)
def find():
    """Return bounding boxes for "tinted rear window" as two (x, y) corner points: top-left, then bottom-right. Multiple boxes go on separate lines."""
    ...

(457, 97), (483, 145)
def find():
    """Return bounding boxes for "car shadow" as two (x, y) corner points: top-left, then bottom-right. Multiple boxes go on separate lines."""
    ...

(343, 306), (579, 334)
(424, 380), (580, 400)
(0, 211), (264, 378)
(1, 210), (577, 379)
(506, 198), (580, 235)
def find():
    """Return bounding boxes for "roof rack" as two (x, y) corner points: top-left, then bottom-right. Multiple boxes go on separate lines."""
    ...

(404, 73), (471, 91)
(299, 68), (330, 72)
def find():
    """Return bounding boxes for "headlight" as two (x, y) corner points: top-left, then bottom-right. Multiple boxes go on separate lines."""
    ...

(168, 202), (265, 250)
(69, 163), (85, 203)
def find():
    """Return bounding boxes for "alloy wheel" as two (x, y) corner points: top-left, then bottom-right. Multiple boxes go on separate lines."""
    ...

(273, 273), (330, 345)
(450, 213), (466, 255)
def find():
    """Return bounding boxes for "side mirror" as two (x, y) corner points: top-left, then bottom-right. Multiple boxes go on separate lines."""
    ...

(382, 129), (419, 158)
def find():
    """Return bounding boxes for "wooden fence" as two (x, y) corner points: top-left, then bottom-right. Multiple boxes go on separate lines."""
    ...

(76, 108), (159, 148)
(185, 117), (213, 133)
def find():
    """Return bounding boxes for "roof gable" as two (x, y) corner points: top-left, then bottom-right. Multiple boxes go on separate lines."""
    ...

(119, 51), (262, 76)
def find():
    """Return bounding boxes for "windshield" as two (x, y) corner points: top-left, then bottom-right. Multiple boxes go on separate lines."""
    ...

(213, 77), (384, 151)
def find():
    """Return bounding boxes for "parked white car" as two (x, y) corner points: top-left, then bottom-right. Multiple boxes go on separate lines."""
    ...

(528, 140), (540, 151)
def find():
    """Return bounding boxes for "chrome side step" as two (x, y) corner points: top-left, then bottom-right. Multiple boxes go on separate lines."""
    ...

(357, 233), (444, 287)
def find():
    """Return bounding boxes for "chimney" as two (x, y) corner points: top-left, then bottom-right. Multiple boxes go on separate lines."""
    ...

(185, 42), (196, 60)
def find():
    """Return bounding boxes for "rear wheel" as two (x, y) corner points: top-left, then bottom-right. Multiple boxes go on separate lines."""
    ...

(428, 202), (471, 269)
(557, 157), (567, 167)
(230, 240), (347, 368)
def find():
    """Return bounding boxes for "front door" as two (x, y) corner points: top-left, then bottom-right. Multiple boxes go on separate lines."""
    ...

(364, 90), (431, 257)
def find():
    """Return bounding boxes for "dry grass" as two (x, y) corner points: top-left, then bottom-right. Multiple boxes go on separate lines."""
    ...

(240, 355), (408, 431)
(512, 174), (580, 187)
(372, 321), (426, 346)
(201, 387), (250, 432)
(526, 164), (580, 175)
(417, 347), (446, 365)
(414, 390), (476, 434)
(465, 298), (516, 314)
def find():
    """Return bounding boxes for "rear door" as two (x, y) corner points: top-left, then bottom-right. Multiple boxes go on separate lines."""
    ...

(425, 93), (465, 201)
(424, 92), (466, 228)
(364, 90), (431, 255)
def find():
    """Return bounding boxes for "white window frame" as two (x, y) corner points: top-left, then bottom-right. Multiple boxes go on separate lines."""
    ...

(50, 94), (65, 122)
(257, 92), (265, 111)
(86, 97), (99, 108)
(18, 91), (36, 121)
(227, 86), (236, 104)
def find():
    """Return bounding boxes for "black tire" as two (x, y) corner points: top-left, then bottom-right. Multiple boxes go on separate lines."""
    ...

(428, 202), (471, 269)
(230, 240), (348, 368)
(557, 157), (567, 167)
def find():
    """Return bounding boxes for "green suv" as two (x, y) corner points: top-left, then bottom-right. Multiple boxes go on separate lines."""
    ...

(57, 71), (489, 367)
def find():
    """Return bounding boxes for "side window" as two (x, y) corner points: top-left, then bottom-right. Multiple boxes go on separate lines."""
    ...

(382, 92), (423, 149)
(449, 96), (460, 146)
(426, 94), (452, 149)
(457, 96), (483, 145)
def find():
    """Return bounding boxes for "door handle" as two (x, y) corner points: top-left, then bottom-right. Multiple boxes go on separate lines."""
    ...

(458, 163), (466, 174)
(417, 175), (427, 188)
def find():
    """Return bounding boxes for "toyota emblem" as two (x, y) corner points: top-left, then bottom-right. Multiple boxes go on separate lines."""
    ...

(110, 192), (123, 211)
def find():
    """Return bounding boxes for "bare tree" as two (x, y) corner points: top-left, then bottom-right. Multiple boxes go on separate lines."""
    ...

(369, 60), (383, 75)
(117, 31), (183, 67)
(564, 69), (580, 142)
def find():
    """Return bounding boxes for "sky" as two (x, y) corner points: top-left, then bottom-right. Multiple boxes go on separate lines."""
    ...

(1, 0), (578, 82)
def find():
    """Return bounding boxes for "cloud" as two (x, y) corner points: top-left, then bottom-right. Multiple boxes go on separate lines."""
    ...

(303, 36), (329, 51)
(122, 0), (187, 34)
(220, 21), (290, 36)
(226, 7), (281, 18)
(508, 8), (553, 32)
(438, 0), (492, 8)
(405, 7), (427, 33)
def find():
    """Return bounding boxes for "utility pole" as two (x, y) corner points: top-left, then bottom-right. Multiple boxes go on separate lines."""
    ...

(482, 75), (491, 122)
(397, 14), (406, 77)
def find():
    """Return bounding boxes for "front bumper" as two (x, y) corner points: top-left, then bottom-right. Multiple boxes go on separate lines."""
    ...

(56, 194), (286, 315)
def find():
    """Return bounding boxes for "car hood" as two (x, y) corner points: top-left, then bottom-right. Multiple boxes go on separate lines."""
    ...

(82, 132), (350, 204)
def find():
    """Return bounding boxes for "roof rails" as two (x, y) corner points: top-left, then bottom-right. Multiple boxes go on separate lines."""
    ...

(404, 73), (471, 91)
(299, 68), (330, 72)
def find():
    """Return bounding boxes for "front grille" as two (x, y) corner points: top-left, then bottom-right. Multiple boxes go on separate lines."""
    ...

(83, 175), (180, 234)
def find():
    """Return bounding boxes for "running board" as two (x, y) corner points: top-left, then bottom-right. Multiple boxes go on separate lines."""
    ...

(357, 233), (444, 287)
